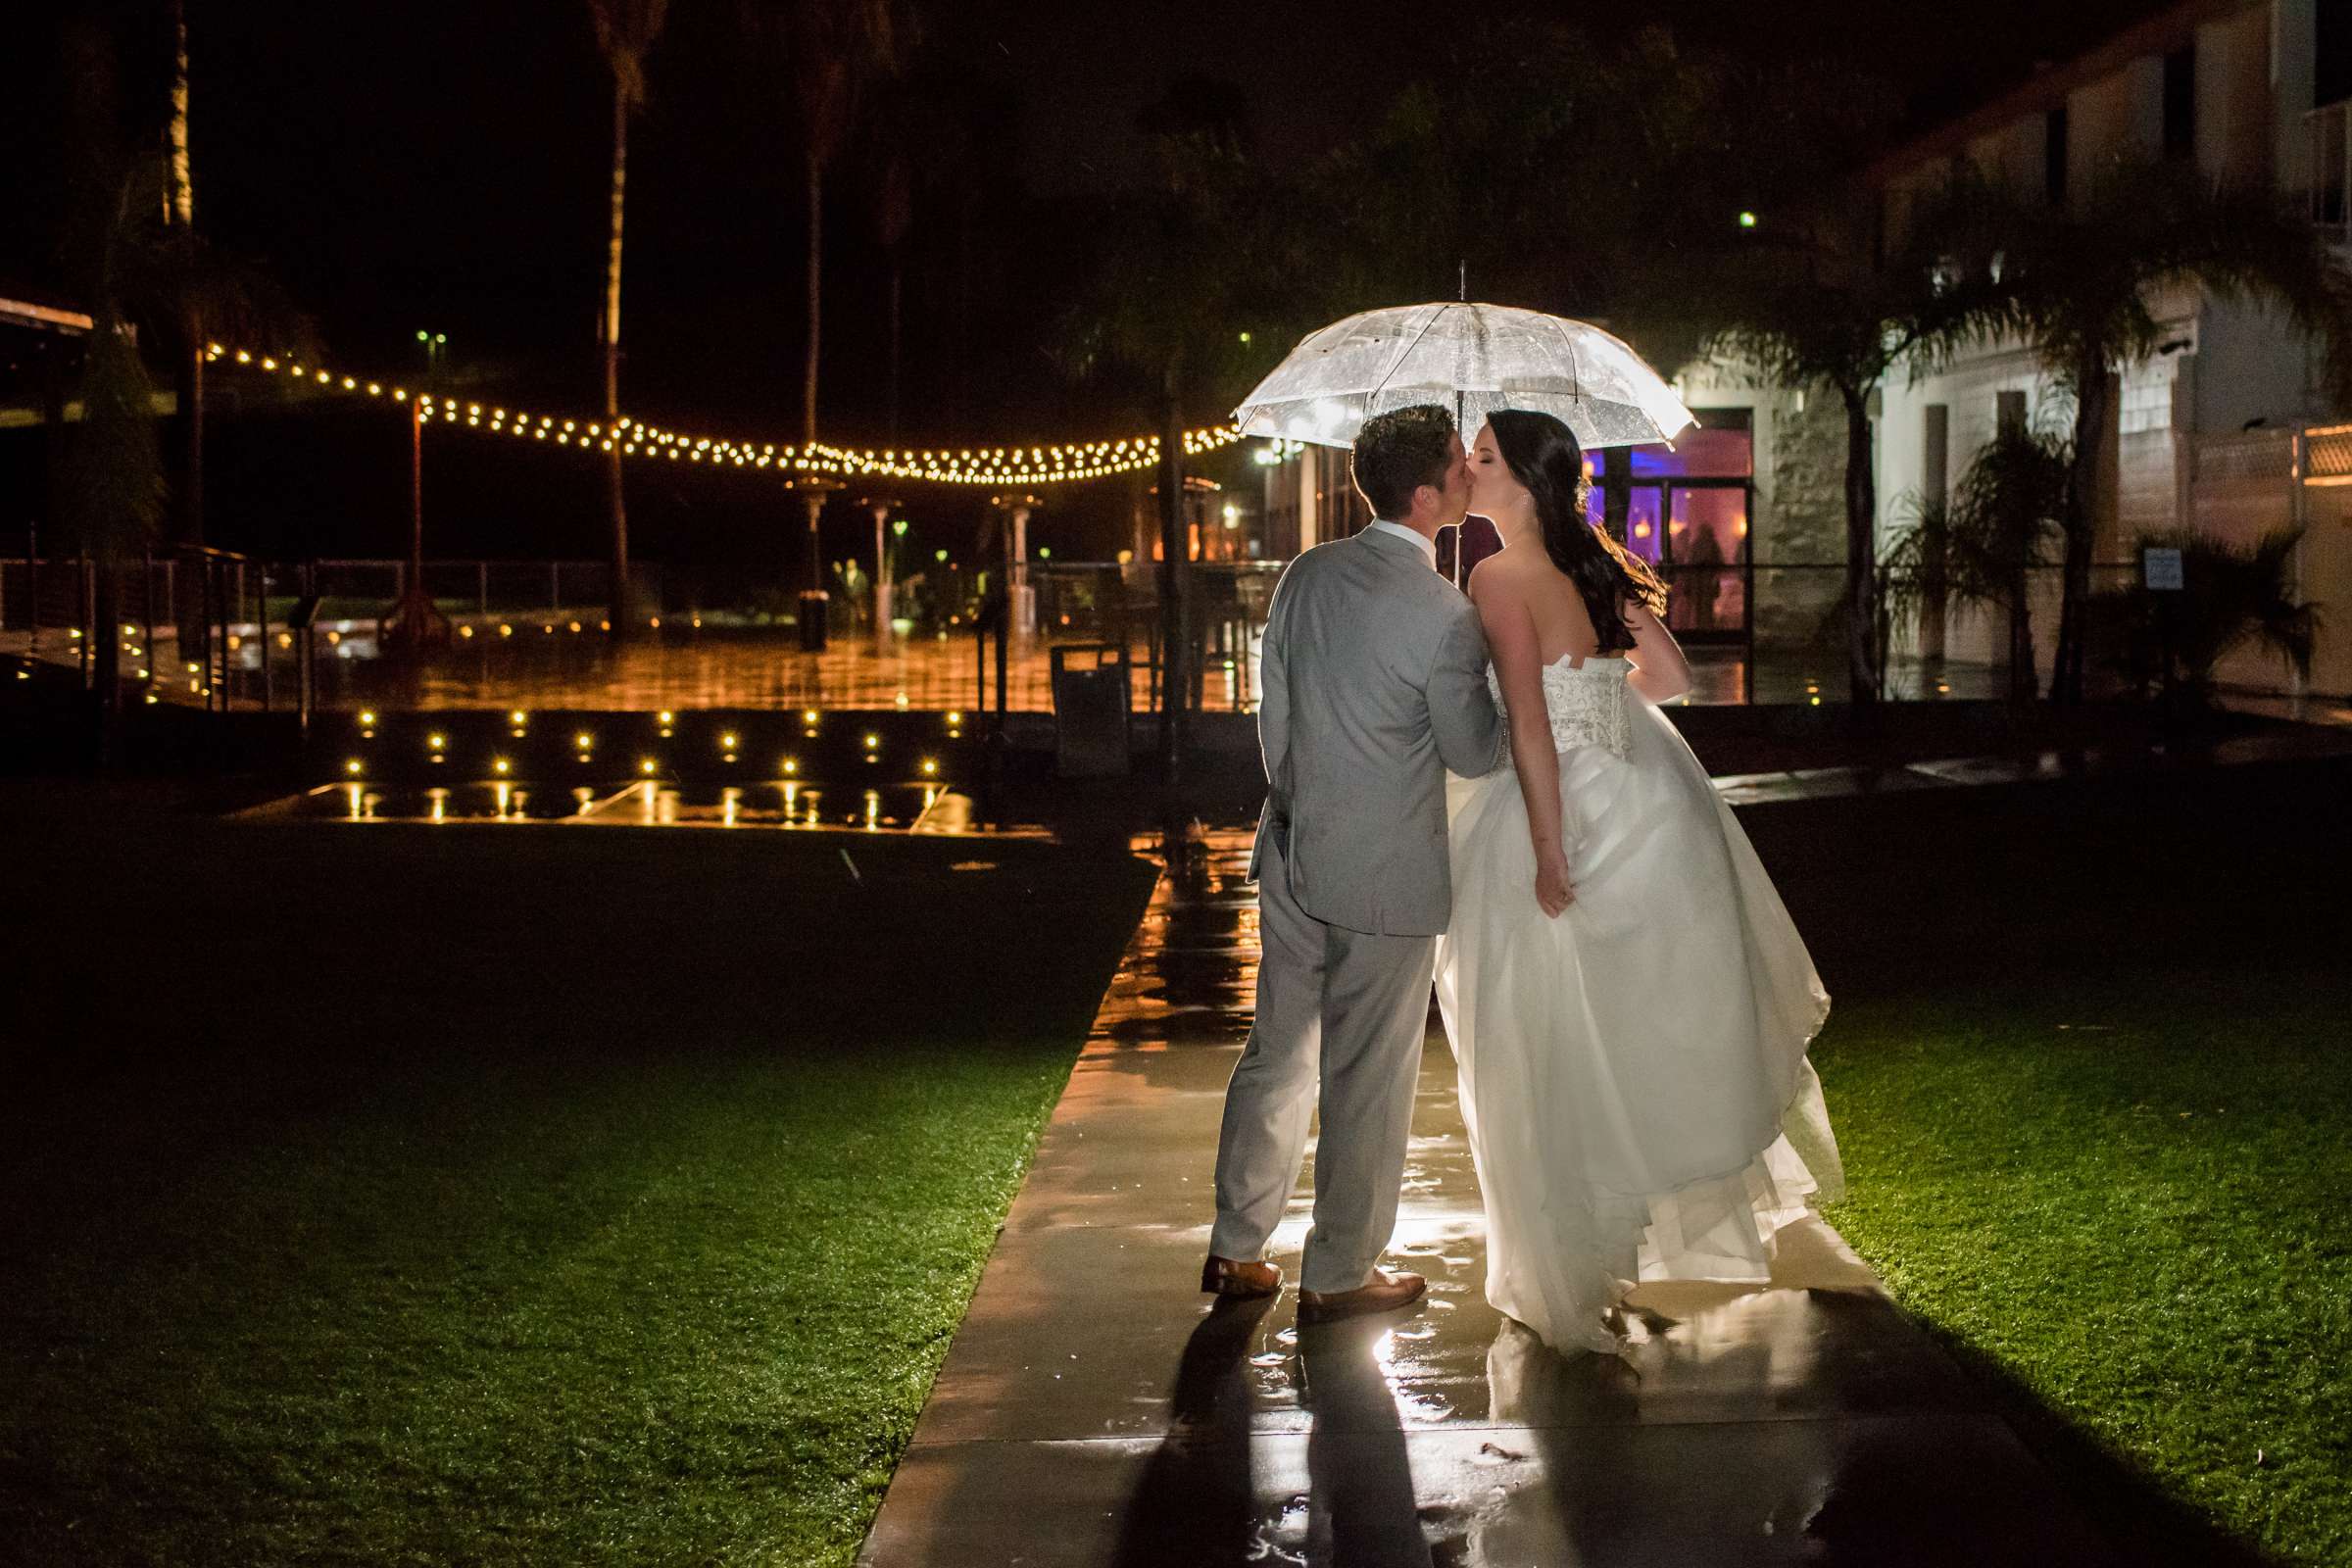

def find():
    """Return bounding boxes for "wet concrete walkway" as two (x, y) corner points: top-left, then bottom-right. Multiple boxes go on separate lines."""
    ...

(858, 831), (2119, 1566)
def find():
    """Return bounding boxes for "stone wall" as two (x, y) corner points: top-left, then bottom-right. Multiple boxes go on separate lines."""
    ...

(1752, 386), (1847, 651)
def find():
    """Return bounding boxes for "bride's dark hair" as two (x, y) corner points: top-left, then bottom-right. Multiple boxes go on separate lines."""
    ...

(1485, 409), (1667, 655)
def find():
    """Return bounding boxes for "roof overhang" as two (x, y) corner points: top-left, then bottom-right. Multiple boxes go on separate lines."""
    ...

(1862, 0), (2256, 188)
(0, 297), (95, 334)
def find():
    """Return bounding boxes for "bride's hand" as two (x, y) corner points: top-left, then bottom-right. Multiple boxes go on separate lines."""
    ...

(1534, 845), (1575, 918)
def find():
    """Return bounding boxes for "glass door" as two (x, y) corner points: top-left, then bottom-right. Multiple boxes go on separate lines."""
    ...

(1662, 484), (1748, 643)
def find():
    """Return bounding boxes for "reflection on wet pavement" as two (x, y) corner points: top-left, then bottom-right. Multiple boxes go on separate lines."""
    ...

(858, 831), (2118, 1566)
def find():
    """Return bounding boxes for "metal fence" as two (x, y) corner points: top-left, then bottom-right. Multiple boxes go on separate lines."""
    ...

(2, 550), (2154, 715)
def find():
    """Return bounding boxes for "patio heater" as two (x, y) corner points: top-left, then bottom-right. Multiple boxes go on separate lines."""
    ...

(861, 494), (899, 638)
(992, 491), (1040, 639)
(791, 474), (842, 653)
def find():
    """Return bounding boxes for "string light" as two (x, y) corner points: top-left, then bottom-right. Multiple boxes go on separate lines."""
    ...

(206, 342), (1247, 487)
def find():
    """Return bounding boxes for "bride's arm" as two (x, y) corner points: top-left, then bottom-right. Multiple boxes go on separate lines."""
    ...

(1473, 571), (1575, 917)
(1623, 603), (1691, 704)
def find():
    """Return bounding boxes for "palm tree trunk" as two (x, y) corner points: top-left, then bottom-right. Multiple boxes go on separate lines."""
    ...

(92, 559), (123, 768)
(804, 149), (822, 451)
(167, 0), (204, 675)
(2053, 352), (2107, 704)
(166, 0), (192, 224)
(2009, 576), (2037, 704)
(804, 148), (824, 596)
(603, 77), (631, 639)
(1157, 360), (1187, 779)
(1840, 383), (1880, 712)
(176, 309), (204, 552)
(886, 255), (902, 447)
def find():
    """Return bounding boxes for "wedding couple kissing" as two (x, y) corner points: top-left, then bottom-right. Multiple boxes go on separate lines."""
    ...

(1201, 403), (1843, 1355)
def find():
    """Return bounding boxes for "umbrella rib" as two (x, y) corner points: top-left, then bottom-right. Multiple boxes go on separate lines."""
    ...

(1367, 304), (1451, 412)
(1544, 314), (1583, 404)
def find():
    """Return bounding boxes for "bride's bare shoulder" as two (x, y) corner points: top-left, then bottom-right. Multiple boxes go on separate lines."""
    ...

(1466, 550), (1535, 604)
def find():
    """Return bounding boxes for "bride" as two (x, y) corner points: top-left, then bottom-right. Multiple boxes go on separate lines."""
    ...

(1435, 409), (1844, 1355)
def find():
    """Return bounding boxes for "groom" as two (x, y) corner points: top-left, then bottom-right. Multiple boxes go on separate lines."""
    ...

(1202, 404), (1507, 1322)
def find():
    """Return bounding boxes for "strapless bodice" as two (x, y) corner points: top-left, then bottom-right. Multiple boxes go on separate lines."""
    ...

(1487, 655), (1632, 760)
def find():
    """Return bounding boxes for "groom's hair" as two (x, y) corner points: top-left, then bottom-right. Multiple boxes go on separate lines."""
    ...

(1351, 405), (1456, 519)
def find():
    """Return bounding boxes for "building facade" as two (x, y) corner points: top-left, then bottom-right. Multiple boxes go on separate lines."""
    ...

(1859, 0), (2352, 696)
(1259, 0), (2352, 700)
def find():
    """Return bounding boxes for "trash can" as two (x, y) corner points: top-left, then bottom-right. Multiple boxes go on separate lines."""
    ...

(1051, 643), (1131, 778)
(797, 589), (829, 652)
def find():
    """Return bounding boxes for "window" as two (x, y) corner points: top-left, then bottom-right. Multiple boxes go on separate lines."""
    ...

(2044, 106), (2069, 206)
(1924, 405), (1950, 505)
(2320, 0), (2352, 110)
(1996, 390), (2027, 438)
(2163, 45), (2196, 162)
(1628, 410), (1752, 479)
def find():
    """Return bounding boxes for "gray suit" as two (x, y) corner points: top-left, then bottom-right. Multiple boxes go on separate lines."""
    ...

(1211, 523), (1506, 1293)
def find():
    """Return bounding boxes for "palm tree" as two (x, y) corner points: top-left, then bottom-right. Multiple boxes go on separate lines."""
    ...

(56, 32), (166, 748)
(587, 0), (669, 641)
(1942, 423), (2072, 704)
(1936, 163), (2352, 704)
(2128, 525), (2320, 707)
(739, 0), (907, 605)
(64, 172), (170, 746)
(164, 0), (198, 561)
(1055, 81), (1301, 773)
(57, 15), (309, 755)
(873, 151), (911, 445)
(1873, 492), (1952, 695)
(1706, 252), (1952, 712)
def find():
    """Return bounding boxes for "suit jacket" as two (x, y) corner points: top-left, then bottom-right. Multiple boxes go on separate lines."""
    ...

(1250, 524), (1508, 936)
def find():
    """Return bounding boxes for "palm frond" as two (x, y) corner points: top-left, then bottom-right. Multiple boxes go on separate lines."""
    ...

(2135, 524), (2320, 688)
(587, 0), (670, 107)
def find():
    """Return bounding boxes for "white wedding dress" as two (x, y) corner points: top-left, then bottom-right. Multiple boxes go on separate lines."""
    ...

(1435, 655), (1843, 1354)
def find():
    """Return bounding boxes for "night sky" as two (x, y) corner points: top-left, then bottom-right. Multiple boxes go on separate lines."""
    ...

(1, 0), (2167, 564)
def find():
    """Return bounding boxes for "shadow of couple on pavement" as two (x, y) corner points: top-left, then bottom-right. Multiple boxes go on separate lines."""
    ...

(1108, 1291), (2278, 1567)
(1110, 1298), (1433, 1568)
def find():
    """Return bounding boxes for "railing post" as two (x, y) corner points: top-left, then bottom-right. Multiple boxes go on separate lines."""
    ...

(142, 549), (156, 697)
(258, 563), (272, 712)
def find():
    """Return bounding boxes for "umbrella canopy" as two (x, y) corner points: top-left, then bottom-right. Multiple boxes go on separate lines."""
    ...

(1233, 302), (1695, 451)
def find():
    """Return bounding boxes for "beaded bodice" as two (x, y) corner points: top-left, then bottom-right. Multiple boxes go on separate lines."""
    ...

(1487, 655), (1633, 760)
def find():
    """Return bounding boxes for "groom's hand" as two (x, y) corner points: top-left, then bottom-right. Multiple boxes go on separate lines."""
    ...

(1534, 845), (1575, 918)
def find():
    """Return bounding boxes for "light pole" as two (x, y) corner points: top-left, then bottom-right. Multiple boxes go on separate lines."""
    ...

(383, 397), (450, 649)
(383, 334), (451, 651)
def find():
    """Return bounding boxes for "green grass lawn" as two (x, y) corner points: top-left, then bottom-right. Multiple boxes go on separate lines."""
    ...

(1749, 761), (2352, 1568)
(0, 804), (1157, 1565)
(1817, 979), (2352, 1567)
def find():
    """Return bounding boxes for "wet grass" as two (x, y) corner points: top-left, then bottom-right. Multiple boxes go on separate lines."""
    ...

(1749, 760), (2352, 1568)
(0, 806), (1157, 1566)
(1816, 979), (2352, 1567)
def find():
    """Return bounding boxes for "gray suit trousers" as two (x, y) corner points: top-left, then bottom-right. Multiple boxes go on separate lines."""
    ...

(1208, 835), (1434, 1294)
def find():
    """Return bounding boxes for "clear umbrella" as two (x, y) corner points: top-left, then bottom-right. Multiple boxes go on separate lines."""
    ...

(1233, 302), (1694, 449)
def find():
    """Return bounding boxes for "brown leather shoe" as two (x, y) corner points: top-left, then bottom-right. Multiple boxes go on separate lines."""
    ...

(1200, 1255), (1283, 1298)
(1297, 1267), (1426, 1323)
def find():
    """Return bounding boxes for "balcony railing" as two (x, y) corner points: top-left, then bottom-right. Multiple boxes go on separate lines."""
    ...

(2312, 99), (2350, 250)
